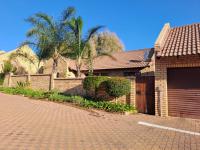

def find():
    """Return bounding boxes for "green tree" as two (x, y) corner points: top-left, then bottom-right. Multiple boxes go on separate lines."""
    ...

(21, 7), (76, 74)
(67, 16), (103, 77)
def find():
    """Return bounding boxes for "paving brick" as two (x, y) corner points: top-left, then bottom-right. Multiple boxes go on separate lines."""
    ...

(0, 93), (199, 150)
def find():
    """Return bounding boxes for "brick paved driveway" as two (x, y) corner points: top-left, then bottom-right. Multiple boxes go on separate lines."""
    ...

(0, 93), (199, 150)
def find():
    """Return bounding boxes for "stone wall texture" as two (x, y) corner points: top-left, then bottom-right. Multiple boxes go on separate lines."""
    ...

(10, 75), (27, 87)
(30, 75), (51, 91)
(54, 78), (84, 96)
(3, 75), (136, 106)
(155, 54), (200, 117)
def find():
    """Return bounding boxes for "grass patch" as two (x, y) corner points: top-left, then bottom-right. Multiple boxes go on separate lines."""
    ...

(0, 87), (137, 113)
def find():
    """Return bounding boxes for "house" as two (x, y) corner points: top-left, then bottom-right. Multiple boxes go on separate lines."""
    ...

(154, 23), (200, 119)
(41, 22), (200, 119)
(0, 45), (39, 74)
(78, 48), (156, 115)
(80, 48), (155, 77)
(42, 57), (76, 78)
(43, 48), (154, 78)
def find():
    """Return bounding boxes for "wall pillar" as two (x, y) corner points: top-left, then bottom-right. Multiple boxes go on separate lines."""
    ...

(128, 77), (136, 107)
(8, 72), (13, 87)
(27, 73), (31, 83)
(50, 73), (56, 90)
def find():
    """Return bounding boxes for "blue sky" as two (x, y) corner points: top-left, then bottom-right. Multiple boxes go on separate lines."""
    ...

(0, 0), (200, 51)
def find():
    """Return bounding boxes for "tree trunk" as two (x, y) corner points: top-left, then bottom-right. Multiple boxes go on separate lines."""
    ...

(88, 58), (94, 76)
(77, 66), (81, 78)
(52, 58), (58, 75)
(52, 49), (59, 76)
(76, 58), (82, 77)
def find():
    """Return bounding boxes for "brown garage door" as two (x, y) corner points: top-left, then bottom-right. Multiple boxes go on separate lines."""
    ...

(167, 67), (200, 119)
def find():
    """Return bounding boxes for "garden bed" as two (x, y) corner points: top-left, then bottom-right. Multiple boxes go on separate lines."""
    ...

(0, 87), (137, 114)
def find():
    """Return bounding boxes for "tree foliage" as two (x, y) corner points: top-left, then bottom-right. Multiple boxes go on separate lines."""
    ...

(20, 7), (76, 73)
(91, 31), (125, 55)
(103, 77), (131, 98)
(66, 16), (104, 77)
(16, 7), (121, 77)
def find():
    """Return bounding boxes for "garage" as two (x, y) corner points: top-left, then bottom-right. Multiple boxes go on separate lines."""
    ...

(167, 67), (200, 119)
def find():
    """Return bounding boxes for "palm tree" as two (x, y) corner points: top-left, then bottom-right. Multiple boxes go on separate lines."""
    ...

(67, 16), (103, 77)
(20, 7), (76, 74)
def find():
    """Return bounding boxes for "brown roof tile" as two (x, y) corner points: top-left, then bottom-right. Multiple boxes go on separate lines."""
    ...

(159, 23), (200, 57)
(69, 48), (153, 71)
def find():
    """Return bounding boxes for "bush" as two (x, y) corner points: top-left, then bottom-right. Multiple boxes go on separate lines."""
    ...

(103, 77), (131, 98)
(83, 76), (109, 99)
(0, 73), (5, 85)
(0, 87), (136, 113)
(17, 81), (30, 88)
(83, 76), (109, 91)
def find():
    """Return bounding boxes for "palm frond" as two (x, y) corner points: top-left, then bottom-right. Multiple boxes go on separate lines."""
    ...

(26, 28), (40, 37)
(35, 13), (55, 31)
(76, 17), (83, 37)
(18, 41), (37, 49)
(25, 16), (38, 25)
(68, 17), (76, 33)
(62, 7), (76, 21)
(85, 26), (104, 42)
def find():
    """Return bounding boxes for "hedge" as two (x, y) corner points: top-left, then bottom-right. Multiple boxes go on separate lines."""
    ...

(83, 76), (131, 99)
(83, 76), (109, 91)
(103, 77), (131, 98)
(0, 87), (136, 113)
(83, 76), (109, 99)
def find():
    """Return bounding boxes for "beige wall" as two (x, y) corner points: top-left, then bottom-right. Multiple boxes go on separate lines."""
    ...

(10, 75), (27, 87)
(155, 54), (200, 117)
(54, 78), (84, 96)
(3, 74), (136, 106)
(30, 75), (51, 91)
(4, 74), (83, 95)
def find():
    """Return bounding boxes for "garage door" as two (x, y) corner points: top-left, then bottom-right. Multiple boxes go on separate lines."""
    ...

(167, 67), (200, 119)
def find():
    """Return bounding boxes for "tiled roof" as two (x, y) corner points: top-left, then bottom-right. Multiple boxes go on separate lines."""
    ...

(159, 23), (200, 57)
(68, 48), (153, 71)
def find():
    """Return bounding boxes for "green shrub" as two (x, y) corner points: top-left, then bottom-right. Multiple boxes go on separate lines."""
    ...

(0, 73), (5, 85)
(83, 76), (109, 99)
(83, 76), (109, 91)
(103, 77), (131, 98)
(17, 81), (30, 88)
(46, 90), (69, 102)
(0, 87), (136, 113)
(0, 86), (46, 99)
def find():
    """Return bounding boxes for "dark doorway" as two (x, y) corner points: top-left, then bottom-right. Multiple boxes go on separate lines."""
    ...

(136, 76), (155, 115)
